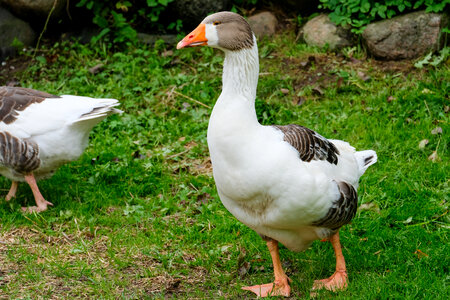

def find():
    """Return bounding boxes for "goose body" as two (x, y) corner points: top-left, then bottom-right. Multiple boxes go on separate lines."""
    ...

(0, 87), (121, 212)
(178, 12), (377, 296)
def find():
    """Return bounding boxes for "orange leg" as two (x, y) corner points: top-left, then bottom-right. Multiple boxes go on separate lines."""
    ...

(5, 181), (18, 201)
(312, 231), (348, 291)
(21, 174), (53, 213)
(242, 239), (291, 297)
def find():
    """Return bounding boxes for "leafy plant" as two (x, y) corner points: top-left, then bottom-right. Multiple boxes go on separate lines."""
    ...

(414, 47), (450, 68)
(76, 0), (175, 45)
(319, 0), (450, 33)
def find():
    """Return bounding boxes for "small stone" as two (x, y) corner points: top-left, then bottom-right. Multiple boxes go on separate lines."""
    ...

(302, 14), (353, 50)
(248, 12), (278, 37)
(280, 88), (289, 94)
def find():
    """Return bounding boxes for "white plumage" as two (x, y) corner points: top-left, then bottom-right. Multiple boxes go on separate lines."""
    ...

(0, 87), (121, 212)
(178, 12), (377, 296)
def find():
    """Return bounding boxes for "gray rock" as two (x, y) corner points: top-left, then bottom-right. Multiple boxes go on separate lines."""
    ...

(172, 0), (231, 29)
(248, 12), (278, 37)
(363, 11), (448, 60)
(0, 7), (35, 60)
(0, 0), (67, 20)
(302, 14), (353, 50)
(137, 33), (178, 46)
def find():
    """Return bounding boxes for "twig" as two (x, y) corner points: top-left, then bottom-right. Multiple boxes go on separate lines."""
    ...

(173, 91), (211, 109)
(406, 210), (448, 227)
(166, 149), (190, 159)
(424, 100), (431, 117)
(66, 0), (72, 20)
(34, 0), (58, 57)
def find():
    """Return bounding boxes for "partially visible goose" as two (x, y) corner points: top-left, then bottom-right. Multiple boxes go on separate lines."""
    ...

(177, 12), (377, 297)
(0, 86), (121, 212)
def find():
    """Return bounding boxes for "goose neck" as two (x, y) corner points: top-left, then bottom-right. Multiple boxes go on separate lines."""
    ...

(222, 39), (259, 101)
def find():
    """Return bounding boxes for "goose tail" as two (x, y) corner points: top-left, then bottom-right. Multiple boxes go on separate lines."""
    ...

(354, 150), (377, 176)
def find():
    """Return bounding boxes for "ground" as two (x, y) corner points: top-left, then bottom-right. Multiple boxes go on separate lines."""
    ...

(0, 25), (449, 299)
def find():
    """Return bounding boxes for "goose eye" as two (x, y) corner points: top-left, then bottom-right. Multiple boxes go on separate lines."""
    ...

(213, 21), (221, 26)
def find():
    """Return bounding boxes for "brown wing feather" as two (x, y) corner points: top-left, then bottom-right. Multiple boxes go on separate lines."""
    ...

(312, 181), (358, 231)
(0, 131), (40, 173)
(0, 86), (60, 124)
(273, 124), (339, 164)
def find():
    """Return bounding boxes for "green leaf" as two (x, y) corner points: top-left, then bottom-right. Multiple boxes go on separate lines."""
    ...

(147, 0), (157, 7)
(361, 0), (371, 13)
(35, 56), (46, 64)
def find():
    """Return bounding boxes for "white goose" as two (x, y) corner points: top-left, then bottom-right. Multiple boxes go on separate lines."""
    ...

(0, 86), (121, 212)
(177, 12), (377, 297)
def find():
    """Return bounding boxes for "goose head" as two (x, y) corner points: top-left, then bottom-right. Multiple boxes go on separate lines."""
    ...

(177, 11), (254, 52)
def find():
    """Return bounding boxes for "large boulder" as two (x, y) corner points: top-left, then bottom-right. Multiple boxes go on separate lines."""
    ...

(363, 11), (448, 60)
(172, 0), (231, 29)
(248, 12), (278, 37)
(302, 14), (353, 50)
(0, 0), (68, 20)
(0, 6), (36, 60)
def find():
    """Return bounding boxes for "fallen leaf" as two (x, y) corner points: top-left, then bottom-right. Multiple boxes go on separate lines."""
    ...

(300, 61), (309, 68)
(312, 86), (324, 95)
(431, 127), (442, 135)
(358, 202), (380, 213)
(445, 106), (449, 113)
(403, 216), (413, 224)
(238, 261), (251, 278)
(293, 96), (306, 106)
(387, 96), (396, 102)
(428, 151), (441, 162)
(418, 139), (429, 149)
(421, 88), (434, 94)
(220, 245), (232, 253)
(336, 77), (344, 88)
(280, 88), (289, 94)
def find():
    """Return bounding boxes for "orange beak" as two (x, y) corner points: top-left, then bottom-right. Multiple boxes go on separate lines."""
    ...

(177, 24), (207, 49)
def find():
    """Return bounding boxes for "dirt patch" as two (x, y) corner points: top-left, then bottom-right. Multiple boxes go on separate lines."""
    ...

(277, 52), (420, 102)
(0, 225), (214, 298)
(0, 55), (33, 86)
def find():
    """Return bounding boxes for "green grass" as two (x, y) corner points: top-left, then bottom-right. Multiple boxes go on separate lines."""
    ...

(0, 30), (449, 299)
